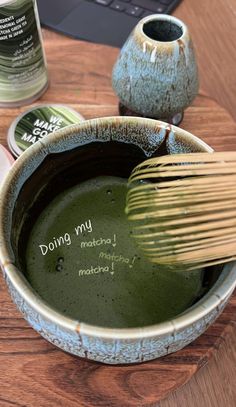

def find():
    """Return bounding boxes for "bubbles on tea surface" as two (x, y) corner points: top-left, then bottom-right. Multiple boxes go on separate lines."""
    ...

(55, 256), (65, 272)
(106, 189), (112, 195)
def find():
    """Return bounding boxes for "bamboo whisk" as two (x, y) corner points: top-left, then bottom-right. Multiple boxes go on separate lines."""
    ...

(126, 152), (236, 271)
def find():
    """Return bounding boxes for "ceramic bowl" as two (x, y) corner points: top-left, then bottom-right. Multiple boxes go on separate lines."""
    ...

(0, 117), (235, 365)
(112, 14), (199, 125)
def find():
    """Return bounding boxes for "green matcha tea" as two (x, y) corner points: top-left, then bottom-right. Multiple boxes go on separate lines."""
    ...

(25, 176), (205, 328)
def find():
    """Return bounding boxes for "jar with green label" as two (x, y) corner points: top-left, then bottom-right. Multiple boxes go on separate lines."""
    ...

(0, 0), (48, 107)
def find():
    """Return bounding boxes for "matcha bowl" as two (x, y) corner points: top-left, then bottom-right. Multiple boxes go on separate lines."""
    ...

(0, 117), (236, 365)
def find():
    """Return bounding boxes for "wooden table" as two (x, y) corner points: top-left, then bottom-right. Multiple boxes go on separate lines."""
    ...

(0, 0), (236, 405)
(174, 0), (236, 122)
(165, 2), (236, 405)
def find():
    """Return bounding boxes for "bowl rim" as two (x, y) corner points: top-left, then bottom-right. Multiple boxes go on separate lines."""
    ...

(139, 14), (188, 46)
(1, 116), (235, 341)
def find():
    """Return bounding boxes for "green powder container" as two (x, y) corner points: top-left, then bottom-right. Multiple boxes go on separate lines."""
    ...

(0, 0), (48, 107)
(7, 104), (85, 156)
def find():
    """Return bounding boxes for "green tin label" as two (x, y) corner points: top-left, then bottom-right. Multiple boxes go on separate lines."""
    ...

(0, 0), (48, 103)
(9, 105), (84, 156)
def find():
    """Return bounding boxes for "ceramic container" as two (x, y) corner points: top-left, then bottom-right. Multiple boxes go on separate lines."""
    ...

(0, 117), (235, 365)
(112, 15), (199, 125)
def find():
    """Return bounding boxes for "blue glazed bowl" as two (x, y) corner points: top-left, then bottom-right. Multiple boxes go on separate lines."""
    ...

(0, 117), (235, 364)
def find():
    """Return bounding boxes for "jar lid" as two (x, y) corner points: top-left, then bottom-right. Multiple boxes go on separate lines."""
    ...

(7, 104), (85, 157)
(0, 145), (14, 187)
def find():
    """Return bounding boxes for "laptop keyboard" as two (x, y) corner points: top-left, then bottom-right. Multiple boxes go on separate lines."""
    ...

(92, 0), (174, 18)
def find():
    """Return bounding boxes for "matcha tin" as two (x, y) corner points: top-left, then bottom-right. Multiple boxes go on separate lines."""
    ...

(7, 104), (85, 156)
(0, 0), (48, 107)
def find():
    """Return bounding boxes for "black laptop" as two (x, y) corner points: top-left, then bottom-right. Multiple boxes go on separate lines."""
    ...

(37, 0), (182, 47)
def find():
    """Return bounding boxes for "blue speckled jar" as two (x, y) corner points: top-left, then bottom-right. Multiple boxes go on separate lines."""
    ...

(112, 14), (199, 125)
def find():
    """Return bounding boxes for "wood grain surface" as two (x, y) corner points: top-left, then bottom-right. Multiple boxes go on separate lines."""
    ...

(0, 27), (236, 406)
(161, 323), (236, 407)
(174, 0), (236, 122)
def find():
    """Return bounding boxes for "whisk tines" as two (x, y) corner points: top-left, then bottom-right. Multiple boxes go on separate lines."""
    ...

(126, 152), (236, 271)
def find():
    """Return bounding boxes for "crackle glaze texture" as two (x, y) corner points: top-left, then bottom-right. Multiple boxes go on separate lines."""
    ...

(112, 15), (199, 120)
(4, 272), (232, 364)
(0, 117), (236, 365)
